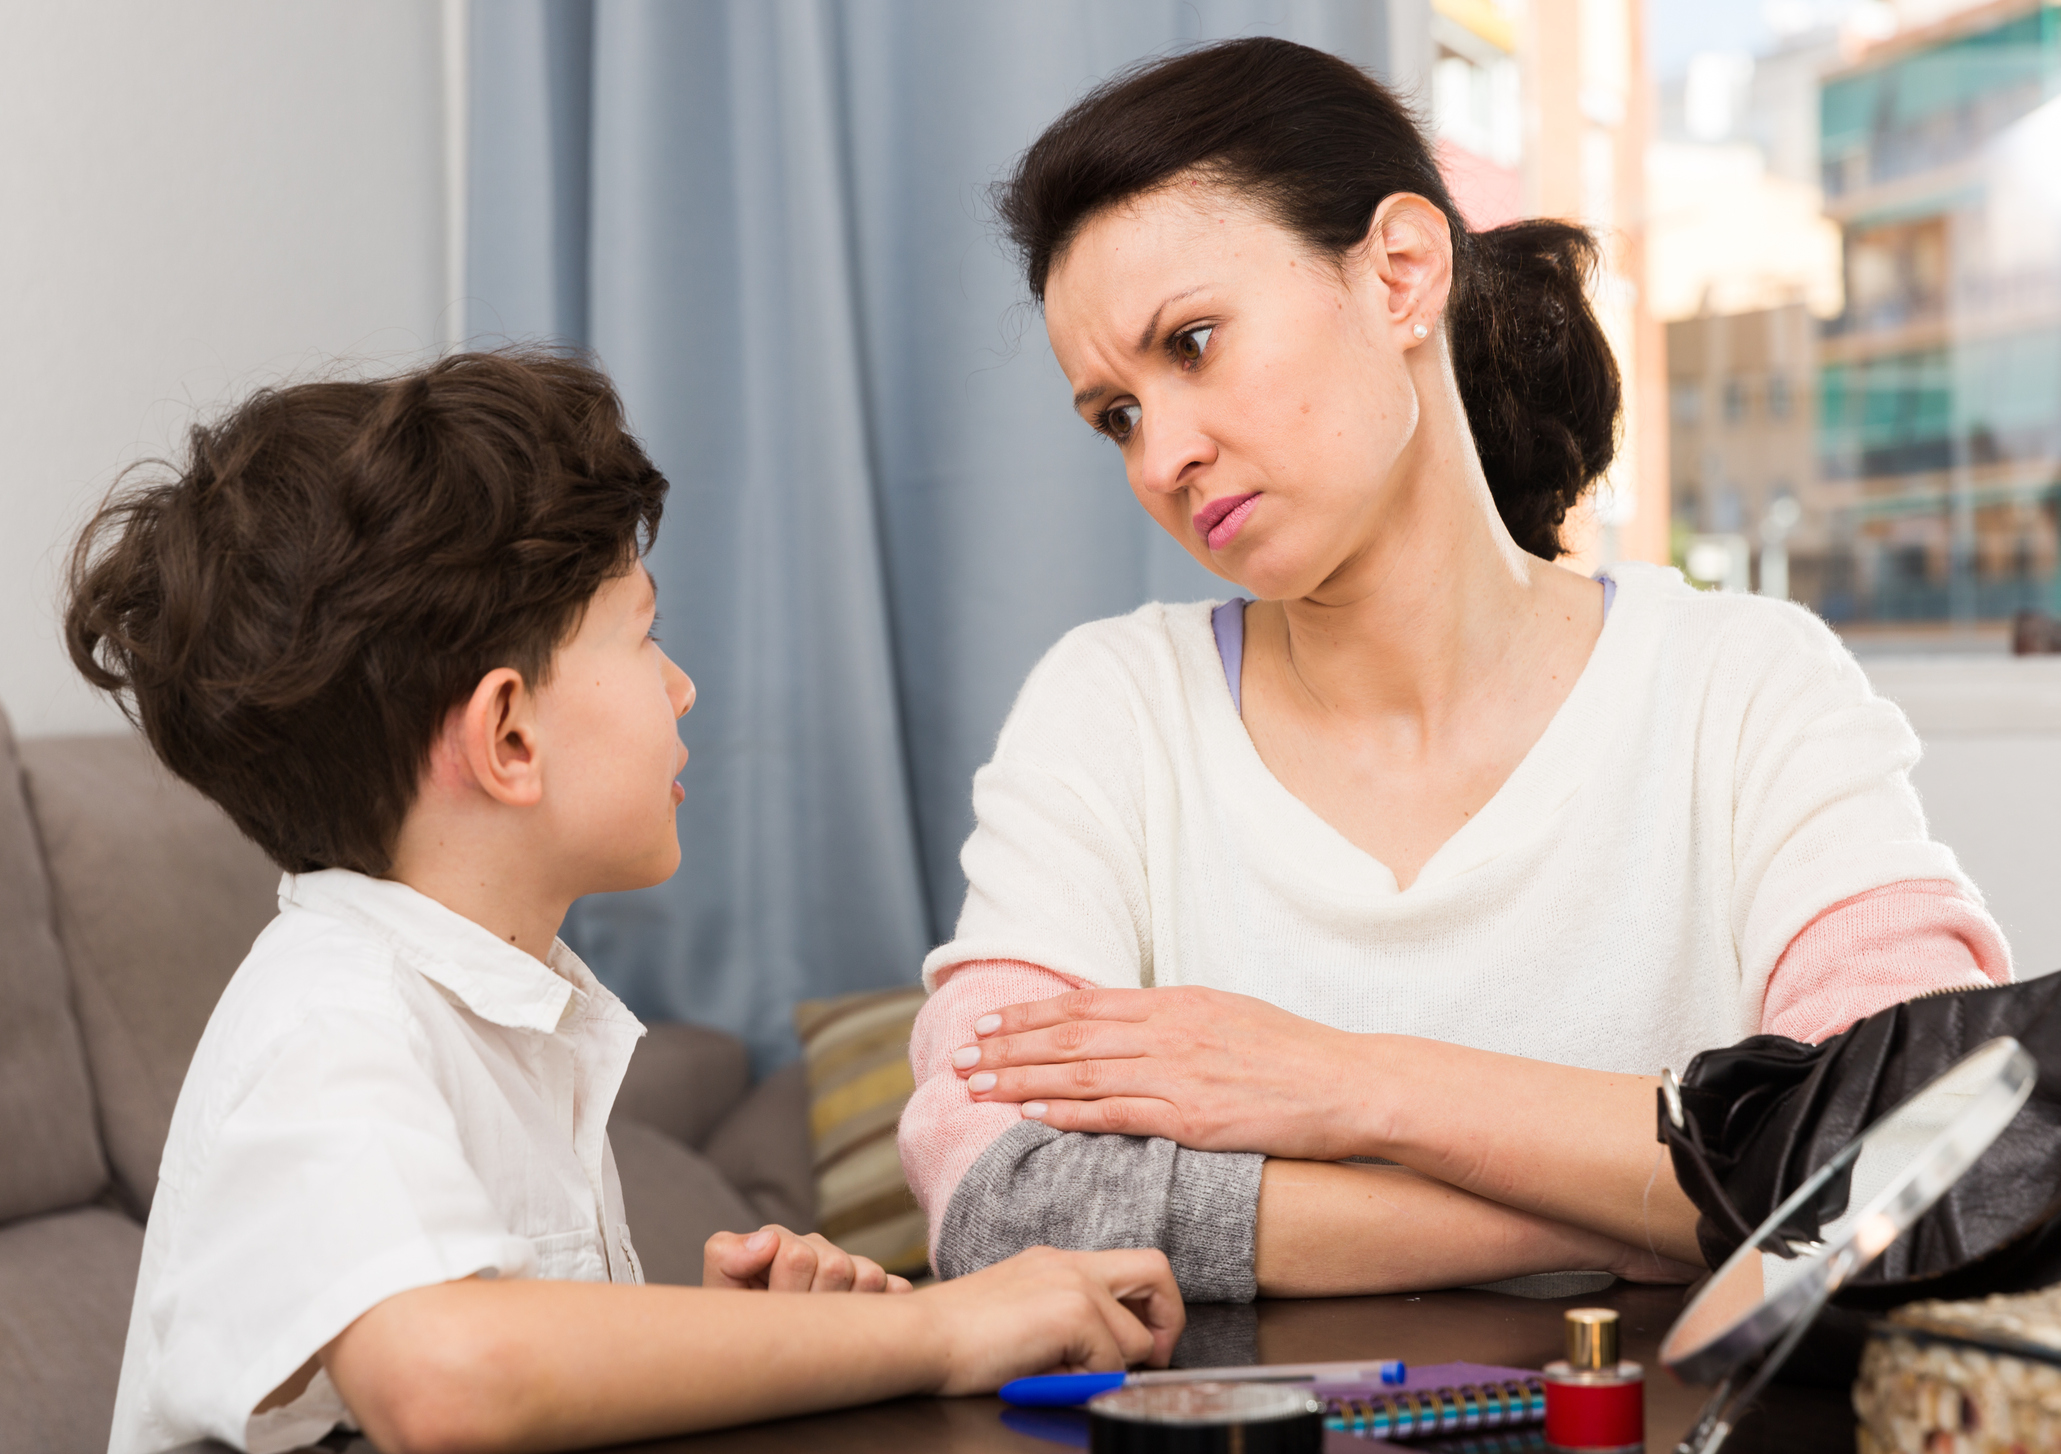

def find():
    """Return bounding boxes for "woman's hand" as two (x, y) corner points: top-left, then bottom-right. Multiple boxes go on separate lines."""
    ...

(703, 1224), (912, 1292)
(915, 1246), (1184, 1394)
(952, 984), (1379, 1161)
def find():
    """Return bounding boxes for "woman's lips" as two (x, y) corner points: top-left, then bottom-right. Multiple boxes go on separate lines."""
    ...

(1194, 492), (1261, 551)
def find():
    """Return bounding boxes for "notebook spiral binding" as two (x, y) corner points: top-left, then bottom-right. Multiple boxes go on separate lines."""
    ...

(1324, 1377), (1547, 1442)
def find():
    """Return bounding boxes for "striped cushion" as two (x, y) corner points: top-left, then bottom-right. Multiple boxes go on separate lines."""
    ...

(793, 985), (928, 1277)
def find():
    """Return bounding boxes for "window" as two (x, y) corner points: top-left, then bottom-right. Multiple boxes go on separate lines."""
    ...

(1766, 373), (1792, 420)
(1670, 381), (1702, 426)
(1723, 378), (1749, 424)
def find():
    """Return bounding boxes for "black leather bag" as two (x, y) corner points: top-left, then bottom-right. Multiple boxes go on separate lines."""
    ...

(1659, 973), (2061, 1307)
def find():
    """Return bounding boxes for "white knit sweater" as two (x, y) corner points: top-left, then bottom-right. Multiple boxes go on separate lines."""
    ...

(921, 561), (1982, 1077)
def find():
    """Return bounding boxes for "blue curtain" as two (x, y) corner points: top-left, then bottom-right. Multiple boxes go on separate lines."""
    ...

(469, 0), (1392, 1070)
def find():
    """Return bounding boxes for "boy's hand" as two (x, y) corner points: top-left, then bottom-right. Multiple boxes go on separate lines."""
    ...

(703, 1224), (913, 1293)
(917, 1246), (1184, 1395)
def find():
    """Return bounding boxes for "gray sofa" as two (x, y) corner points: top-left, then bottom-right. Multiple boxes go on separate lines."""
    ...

(0, 707), (815, 1454)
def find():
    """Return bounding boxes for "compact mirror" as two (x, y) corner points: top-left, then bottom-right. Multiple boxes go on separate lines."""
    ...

(1659, 1036), (2036, 1454)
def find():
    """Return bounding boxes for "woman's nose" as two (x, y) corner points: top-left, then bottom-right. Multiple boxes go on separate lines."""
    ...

(1133, 402), (1216, 497)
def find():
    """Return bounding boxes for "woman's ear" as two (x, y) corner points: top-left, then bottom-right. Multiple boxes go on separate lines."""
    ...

(1359, 193), (1454, 346)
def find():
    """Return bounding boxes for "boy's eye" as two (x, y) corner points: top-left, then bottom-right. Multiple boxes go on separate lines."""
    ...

(1173, 325), (1214, 366)
(1103, 402), (1142, 441)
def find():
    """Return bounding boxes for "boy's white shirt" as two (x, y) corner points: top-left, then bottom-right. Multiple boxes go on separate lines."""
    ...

(109, 868), (649, 1454)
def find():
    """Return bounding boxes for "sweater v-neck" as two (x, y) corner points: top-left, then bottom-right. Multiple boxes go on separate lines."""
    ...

(1196, 568), (1641, 899)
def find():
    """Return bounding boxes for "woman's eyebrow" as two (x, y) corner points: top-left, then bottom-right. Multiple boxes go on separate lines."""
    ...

(1136, 286), (1206, 351)
(1072, 285), (1212, 412)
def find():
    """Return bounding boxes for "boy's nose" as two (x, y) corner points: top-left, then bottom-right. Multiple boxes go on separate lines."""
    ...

(660, 650), (695, 717)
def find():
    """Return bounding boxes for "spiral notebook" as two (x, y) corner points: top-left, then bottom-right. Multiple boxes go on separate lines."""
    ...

(1312, 1361), (1546, 1448)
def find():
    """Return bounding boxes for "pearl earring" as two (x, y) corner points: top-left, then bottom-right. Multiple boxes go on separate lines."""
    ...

(1412, 323), (1429, 339)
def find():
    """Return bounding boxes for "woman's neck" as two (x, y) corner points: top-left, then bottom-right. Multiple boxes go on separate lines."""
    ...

(1251, 392), (1579, 735)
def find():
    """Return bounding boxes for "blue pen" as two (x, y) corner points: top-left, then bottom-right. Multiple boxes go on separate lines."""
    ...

(1000, 1359), (1406, 1408)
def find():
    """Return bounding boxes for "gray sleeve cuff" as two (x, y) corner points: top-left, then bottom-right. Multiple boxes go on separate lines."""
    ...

(933, 1120), (1263, 1302)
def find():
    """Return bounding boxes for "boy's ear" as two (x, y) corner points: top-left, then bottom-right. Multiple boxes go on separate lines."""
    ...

(451, 668), (545, 809)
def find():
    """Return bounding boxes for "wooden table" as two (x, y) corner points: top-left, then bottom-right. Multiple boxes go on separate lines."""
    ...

(635, 1282), (1856, 1453)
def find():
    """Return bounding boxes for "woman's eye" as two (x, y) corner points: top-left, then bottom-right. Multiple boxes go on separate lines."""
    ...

(1173, 326), (1214, 365)
(1105, 403), (1142, 440)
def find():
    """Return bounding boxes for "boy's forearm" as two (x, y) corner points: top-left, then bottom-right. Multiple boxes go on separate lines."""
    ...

(326, 1278), (943, 1454)
(1253, 1159), (1660, 1297)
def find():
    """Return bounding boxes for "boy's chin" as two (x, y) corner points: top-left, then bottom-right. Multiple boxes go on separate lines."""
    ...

(585, 839), (683, 896)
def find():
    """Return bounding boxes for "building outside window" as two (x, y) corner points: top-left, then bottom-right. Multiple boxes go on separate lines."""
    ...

(1655, 0), (2061, 642)
(1431, 0), (1527, 230)
(1650, 10), (1844, 607)
(1723, 376), (1750, 423)
(1818, 3), (2061, 627)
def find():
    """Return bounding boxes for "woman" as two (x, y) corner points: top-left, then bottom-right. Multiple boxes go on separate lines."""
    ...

(897, 38), (2009, 1301)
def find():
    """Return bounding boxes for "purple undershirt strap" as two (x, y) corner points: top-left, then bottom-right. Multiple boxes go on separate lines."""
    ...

(1211, 574), (1616, 718)
(1211, 598), (1250, 715)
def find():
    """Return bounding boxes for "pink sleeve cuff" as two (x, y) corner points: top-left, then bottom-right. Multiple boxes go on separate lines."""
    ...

(1761, 879), (2011, 1044)
(897, 959), (1089, 1255)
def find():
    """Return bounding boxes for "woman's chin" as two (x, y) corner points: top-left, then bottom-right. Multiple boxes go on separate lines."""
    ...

(1177, 521), (1337, 602)
(1222, 554), (1330, 605)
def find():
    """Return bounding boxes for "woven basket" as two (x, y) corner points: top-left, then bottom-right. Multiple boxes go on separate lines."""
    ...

(1854, 1286), (2061, 1453)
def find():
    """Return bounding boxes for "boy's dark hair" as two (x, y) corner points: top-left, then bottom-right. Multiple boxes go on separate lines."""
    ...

(996, 37), (1620, 560)
(65, 348), (668, 876)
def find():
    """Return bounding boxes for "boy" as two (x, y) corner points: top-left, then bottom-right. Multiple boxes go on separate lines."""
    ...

(67, 350), (1181, 1454)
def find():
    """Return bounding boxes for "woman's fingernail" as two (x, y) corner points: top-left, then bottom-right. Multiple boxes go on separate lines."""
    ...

(1022, 1102), (1048, 1119)
(952, 1045), (981, 1070)
(969, 1072), (997, 1093)
(975, 1014), (1002, 1035)
(746, 1229), (776, 1252)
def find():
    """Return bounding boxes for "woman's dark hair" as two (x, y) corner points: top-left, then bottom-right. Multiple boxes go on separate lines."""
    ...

(65, 347), (668, 876)
(997, 37), (1619, 560)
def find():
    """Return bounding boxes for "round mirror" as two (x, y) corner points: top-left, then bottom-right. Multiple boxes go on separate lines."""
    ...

(1662, 1036), (2036, 1386)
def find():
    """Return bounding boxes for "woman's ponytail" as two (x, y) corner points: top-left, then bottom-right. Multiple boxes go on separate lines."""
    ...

(1447, 222), (1621, 560)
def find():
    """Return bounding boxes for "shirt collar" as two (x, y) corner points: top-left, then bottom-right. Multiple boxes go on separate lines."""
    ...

(279, 869), (636, 1036)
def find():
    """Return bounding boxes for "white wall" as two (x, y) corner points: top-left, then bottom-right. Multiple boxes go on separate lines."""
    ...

(0, 1), (451, 737)
(1864, 658), (2061, 979)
